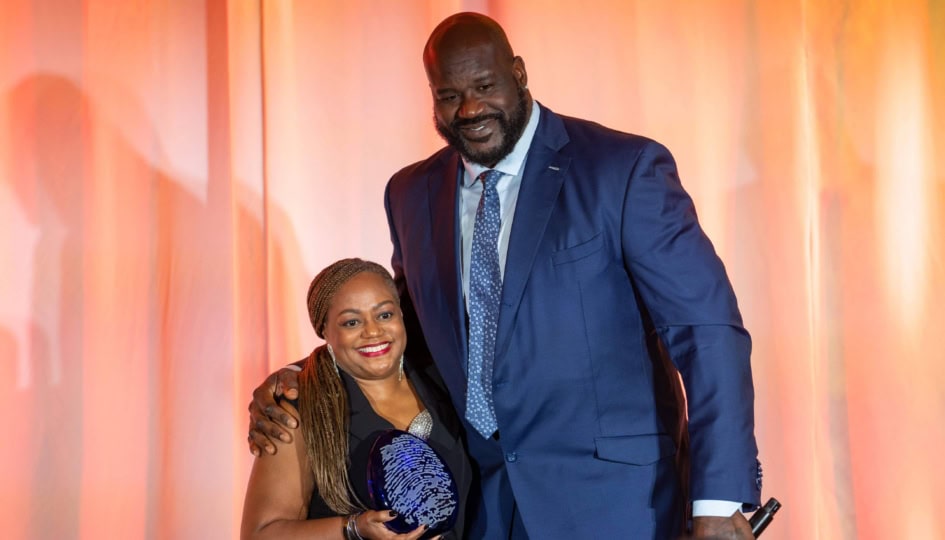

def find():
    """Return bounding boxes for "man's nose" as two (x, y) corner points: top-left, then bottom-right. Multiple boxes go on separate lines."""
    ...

(457, 96), (484, 119)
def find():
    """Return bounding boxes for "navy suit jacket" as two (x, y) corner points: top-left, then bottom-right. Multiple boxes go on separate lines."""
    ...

(384, 104), (761, 538)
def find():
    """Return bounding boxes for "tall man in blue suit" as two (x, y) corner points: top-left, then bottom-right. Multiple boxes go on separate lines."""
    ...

(249, 12), (761, 539)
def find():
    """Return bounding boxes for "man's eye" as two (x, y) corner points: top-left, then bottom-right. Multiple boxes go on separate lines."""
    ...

(478, 84), (493, 92)
(438, 94), (457, 103)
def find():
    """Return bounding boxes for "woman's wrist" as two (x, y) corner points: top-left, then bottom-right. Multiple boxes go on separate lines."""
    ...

(344, 512), (365, 540)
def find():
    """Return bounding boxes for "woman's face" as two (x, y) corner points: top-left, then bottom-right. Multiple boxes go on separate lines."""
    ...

(322, 272), (406, 382)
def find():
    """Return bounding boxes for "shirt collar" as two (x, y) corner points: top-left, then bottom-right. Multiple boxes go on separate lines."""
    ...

(461, 100), (541, 186)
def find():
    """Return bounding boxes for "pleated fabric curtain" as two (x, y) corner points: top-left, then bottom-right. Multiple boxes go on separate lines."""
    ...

(0, 1), (942, 538)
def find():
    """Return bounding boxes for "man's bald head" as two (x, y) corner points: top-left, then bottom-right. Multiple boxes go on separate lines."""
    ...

(423, 13), (514, 76)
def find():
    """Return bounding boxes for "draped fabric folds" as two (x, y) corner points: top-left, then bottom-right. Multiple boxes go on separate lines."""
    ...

(1, 1), (942, 538)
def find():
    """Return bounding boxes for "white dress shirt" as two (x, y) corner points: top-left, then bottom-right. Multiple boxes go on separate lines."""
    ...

(459, 101), (540, 300)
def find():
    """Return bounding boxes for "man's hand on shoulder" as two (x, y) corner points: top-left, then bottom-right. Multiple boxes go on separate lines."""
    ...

(246, 364), (302, 456)
(685, 512), (754, 539)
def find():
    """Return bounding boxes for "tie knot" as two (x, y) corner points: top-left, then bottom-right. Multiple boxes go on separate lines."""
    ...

(478, 169), (502, 190)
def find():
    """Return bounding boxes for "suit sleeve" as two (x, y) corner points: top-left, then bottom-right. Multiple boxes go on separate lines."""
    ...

(620, 140), (762, 509)
(384, 179), (434, 372)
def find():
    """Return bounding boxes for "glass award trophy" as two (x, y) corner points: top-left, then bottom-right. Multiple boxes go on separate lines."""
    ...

(366, 429), (459, 538)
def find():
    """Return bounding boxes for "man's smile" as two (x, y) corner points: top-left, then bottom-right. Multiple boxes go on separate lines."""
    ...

(458, 117), (499, 143)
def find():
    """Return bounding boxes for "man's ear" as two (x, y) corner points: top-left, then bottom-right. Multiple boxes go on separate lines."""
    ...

(512, 56), (528, 89)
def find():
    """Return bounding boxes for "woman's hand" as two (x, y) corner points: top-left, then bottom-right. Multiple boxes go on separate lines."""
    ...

(351, 510), (431, 539)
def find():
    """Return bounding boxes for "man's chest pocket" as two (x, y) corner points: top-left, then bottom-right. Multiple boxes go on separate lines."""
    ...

(550, 232), (608, 278)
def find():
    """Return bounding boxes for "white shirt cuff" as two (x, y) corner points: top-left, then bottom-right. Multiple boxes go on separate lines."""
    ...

(692, 499), (742, 517)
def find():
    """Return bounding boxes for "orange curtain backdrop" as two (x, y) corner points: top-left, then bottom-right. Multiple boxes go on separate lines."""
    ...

(1, 1), (942, 539)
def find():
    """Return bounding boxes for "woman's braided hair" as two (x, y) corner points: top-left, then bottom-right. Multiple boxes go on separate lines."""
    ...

(299, 258), (399, 514)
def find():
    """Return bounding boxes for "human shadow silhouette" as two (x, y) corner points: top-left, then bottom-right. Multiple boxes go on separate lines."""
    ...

(3, 72), (307, 539)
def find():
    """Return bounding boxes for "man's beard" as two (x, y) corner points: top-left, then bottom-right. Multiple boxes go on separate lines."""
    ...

(434, 87), (528, 167)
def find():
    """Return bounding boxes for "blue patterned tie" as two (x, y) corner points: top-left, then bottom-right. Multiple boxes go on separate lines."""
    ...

(466, 169), (503, 437)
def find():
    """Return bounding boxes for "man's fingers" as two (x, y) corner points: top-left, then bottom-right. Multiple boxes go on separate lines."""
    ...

(254, 417), (293, 443)
(261, 404), (297, 430)
(246, 402), (273, 454)
(248, 427), (277, 455)
(253, 379), (280, 409)
(689, 513), (754, 539)
(247, 436), (262, 457)
(277, 367), (301, 400)
(251, 375), (297, 429)
(246, 365), (303, 457)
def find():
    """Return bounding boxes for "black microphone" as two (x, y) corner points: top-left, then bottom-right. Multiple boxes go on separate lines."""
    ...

(749, 497), (781, 537)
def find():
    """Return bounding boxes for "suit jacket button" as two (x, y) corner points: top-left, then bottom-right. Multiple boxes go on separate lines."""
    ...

(505, 452), (518, 463)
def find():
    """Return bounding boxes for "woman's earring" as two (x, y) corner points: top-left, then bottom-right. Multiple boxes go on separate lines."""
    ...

(398, 354), (404, 381)
(327, 344), (339, 375)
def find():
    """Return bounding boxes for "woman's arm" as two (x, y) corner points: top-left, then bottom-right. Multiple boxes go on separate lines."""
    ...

(240, 402), (344, 539)
(240, 403), (431, 540)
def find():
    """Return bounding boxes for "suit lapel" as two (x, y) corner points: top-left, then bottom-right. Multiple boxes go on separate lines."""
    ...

(496, 107), (571, 358)
(347, 365), (461, 451)
(410, 366), (462, 447)
(344, 372), (390, 444)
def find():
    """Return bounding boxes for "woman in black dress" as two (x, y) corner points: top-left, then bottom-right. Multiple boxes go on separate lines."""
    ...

(242, 259), (471, 539)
